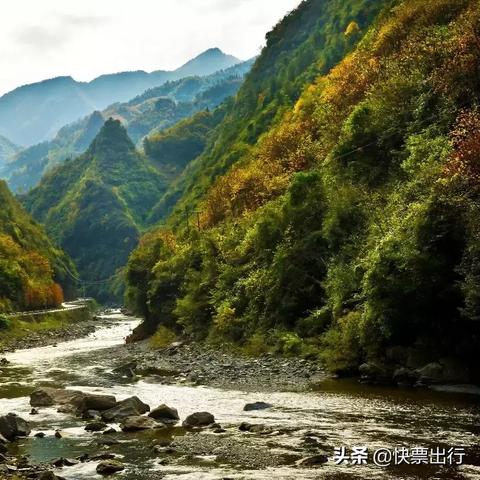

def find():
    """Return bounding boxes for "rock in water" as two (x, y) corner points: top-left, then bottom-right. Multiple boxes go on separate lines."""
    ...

(148, 404), (179, 425)
(243, 401), (272, 411)
(101, 396), (150, 422)
(182, 412), (215, 428)
(120, 415), (163, 432)
(96, 459), (125, 475)
(85, 421), (108, 432)
(79, 394), (117, 412)
(0, 413), (31, 441)
(30, 387), (116, 412)
(30, 388), (84, 407)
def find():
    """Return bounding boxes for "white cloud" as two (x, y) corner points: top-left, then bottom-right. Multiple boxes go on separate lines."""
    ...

(0, 0), (301, 96)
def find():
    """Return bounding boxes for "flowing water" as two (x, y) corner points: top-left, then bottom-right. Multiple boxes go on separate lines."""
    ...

(0, 312), (479, 479)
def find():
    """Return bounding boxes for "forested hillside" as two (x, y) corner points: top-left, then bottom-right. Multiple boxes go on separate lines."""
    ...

(23, 120), (168, 301)
(0, 181), (76, 313)
(151, 0), (387, 225)
(3, 60), (253, 193)
(126, 0), (480, 382)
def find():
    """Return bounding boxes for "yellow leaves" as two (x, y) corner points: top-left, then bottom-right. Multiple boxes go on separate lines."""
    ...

(0, 234), (21, 259)
(345, 21), (360, 37)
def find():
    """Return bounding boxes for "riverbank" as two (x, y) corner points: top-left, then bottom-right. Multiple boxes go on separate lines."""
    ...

(0, 302), (98, 353)
(112, 340), (329, 393)
(0, 313), (477, 480)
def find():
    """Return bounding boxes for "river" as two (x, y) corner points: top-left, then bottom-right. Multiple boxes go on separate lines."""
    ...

(0, 312), (479, 479)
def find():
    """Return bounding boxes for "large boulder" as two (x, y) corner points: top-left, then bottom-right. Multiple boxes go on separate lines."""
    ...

(243, 401), (272, 411)
(30, 388), (116, 412)
(182, 412), (215, 428)
(416, 362), (444, 384)
(79, 394), (116, 412)
(102, 396), (150, 422)
(0, 413), (31, 441)
(30, 388), (84, 407)
(358, 362), (391, 384)
(120, 416), (163, 432)
(96, 459), (124, 475)
(148, 404), (179, 425)
(416, 359), (471, 385)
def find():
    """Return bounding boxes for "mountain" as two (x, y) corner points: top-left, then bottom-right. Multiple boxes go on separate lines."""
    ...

(23, 119), (173, 301)
(0, 135), (20, 167)
(147, 0), (385, 226)
(172, 48), (240, 78)
(2, 59), (254, 193)
(0, 48), (241, 147)
(125, 0), (480, 384)
(0, 180), (76, 313)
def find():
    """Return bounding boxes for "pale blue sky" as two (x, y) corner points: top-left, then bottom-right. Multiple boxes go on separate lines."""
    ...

(0, 0), (301, 95)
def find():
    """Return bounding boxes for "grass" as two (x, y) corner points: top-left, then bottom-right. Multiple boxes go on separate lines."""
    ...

(0, 308), (91, 348)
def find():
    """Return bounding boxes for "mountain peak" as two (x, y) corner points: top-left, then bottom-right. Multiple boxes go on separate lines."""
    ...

(88, 118), (135, 162)
(175, 48), (241, 78)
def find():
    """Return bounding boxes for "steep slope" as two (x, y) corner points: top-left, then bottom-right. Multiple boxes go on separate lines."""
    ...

(0, 180), (76, 312)
(23, 119), (167, 301)
(3, 111), (106, 193)
(148, 0), (387, 225)
(3, 60), (254, 193)
(126, 0), (480, 383)
(0, 49), (241, 146)
(0, 135), (19, 167)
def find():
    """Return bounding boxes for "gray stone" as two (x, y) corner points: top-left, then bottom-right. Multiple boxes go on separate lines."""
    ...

(148, 404), (179, 424)
(30, 388), (116, 413)
(96, 459), (125, 475)
(0, 413), (31, 441)
(102, 396), (150, 422)
(243, 401), (272, 411)
(182, 412), (215, 428)
(85, 421), (107, 432)
(79, 394), (116, 412)
(120, 415), (163, 432)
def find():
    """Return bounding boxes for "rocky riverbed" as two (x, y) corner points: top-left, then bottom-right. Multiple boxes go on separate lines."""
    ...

(107, 340), (329, 393)
(0, 313), (478, 480)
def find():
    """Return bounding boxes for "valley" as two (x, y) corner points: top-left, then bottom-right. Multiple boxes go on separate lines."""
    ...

(1, 0), (480, 478)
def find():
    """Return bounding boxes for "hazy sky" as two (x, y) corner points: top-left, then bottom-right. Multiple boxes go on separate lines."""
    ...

(0, 0), (301, 96)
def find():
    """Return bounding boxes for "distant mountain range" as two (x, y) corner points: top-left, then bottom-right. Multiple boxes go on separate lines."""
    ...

(2, 59), (254, 192)
(0, 48), (241, 147)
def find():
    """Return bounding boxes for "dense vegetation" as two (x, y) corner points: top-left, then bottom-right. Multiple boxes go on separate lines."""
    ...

(0, 181), (75, 313)
(3, 60), (253, 193)
(23, 120), (168, 301)
(126, 0), (480, 381)
(152, 0), (386, 225)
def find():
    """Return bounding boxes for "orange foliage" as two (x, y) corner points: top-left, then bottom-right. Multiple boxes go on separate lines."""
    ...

(200, 119), (313, 227)
(50, 283), (64, 307)
(444, 110), (480, 187)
